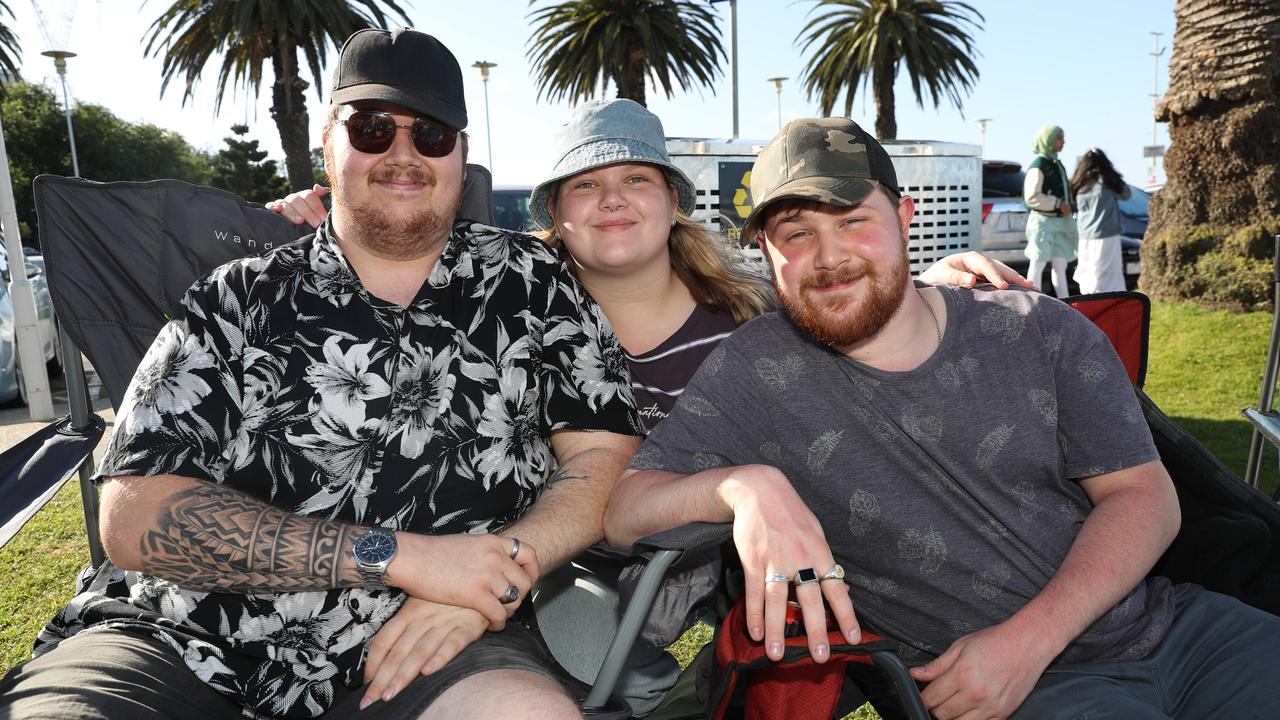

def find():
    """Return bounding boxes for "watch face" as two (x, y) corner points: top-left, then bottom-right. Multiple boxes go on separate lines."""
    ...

(355, 531), (397, 565)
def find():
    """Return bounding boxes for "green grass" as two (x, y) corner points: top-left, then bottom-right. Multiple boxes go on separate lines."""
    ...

(2, 300), (1276, 720)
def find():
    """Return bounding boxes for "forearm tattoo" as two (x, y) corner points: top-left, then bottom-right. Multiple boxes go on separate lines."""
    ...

(139, 484), (365, 592)
(545, 466), (589, 488)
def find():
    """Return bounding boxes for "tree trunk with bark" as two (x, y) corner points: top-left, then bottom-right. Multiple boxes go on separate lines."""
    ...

(617, 42), (648, 107)
(270, 44), (315, 192)
(873, 60), (897, 140)
(1143, 0), (1280, 308)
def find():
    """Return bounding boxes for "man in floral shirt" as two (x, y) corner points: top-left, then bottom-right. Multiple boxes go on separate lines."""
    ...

(0, 28), (642, 720)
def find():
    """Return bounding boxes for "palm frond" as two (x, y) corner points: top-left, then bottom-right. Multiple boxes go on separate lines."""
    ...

(526, 0), (725, 106)
(0, 0), (23, 82)
(796, 0), (983, 129)
(143, 0), (411, 110)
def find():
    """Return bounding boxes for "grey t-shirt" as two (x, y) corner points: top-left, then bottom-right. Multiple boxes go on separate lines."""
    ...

(630, 284), (1174, 665)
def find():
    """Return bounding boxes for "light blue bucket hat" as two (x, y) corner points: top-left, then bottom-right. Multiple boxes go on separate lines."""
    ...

(529, 99), (697, 230)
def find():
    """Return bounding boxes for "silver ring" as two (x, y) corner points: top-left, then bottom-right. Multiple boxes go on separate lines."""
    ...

(508, 537), (521, 560)
(794, 567), (819, 585)
(765, 572), (790, 584)
(499, 584), (520, 604)
(821, 564), (846, 581)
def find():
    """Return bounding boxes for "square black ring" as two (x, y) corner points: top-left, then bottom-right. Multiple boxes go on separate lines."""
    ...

(795, 567), (818, 584)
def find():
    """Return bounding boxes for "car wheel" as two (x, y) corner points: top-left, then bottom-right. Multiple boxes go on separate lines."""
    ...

(15, 361), (26, 406)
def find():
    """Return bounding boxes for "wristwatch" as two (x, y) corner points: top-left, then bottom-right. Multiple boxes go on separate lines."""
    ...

(352, 528), (398, 591)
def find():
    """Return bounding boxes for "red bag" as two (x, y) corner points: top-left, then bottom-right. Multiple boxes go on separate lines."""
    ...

(707, 597), (905, 720)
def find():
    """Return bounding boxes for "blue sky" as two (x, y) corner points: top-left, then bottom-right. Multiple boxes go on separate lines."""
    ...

(9, 0), (1176, 187)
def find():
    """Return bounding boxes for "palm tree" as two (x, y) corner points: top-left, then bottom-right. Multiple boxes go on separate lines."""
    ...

(796, 0), (982, 140)
(1141, 0), (1280, 308)
(0, 0), (22, 85)
(143, 0), (409, 191)
(526, 0), (725, 108)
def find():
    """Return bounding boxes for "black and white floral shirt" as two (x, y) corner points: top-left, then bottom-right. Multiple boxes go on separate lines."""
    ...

(35, 220), (643, 718)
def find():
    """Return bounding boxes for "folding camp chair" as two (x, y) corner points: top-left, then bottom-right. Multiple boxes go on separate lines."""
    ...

(1243, 235), (1280, 494)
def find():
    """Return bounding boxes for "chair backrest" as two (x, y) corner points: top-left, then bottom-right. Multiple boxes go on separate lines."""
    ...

(33, 165), (494, 410)
(1066, 291), (1150, 388)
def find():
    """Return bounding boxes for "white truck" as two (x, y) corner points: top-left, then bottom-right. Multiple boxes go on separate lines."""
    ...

(665, 137), (982, 274)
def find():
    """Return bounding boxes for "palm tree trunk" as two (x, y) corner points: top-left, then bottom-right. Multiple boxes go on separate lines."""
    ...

(1150, 0), (1280, 236)
(617, 42), (647, 107)
(1142, 0), (1280, 308)
(270, 43), (314, 192)
(873, 62), (897, 140)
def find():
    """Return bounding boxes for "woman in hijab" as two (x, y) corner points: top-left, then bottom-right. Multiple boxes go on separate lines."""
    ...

(1023, 125), (1077, 297)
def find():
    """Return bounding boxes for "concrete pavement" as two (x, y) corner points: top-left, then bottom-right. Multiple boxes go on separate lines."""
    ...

(0, 365), (115, 462)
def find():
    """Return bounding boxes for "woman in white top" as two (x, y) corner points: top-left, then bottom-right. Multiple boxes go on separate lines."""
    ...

(1069, 148), (1132, 294)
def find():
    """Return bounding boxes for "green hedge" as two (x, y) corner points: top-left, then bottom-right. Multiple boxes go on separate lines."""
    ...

(1141, 221), (1278, 310)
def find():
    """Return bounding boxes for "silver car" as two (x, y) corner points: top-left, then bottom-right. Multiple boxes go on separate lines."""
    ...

(0, 247), (61, 405)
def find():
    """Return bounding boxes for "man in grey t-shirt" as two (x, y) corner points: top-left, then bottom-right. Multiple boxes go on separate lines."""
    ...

(605, 118), (1280, 719)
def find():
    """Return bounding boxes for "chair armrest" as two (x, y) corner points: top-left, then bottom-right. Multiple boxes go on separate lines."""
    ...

(633, 521), (733, 557)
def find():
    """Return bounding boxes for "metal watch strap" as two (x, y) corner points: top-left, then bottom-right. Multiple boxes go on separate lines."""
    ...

(359, 563), (387, 591)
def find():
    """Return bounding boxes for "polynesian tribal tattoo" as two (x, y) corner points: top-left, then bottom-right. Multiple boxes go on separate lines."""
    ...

(139, 484), (366, 592)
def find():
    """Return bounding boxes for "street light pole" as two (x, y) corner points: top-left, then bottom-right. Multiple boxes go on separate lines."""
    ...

(710, 0), (738, 139)
(1149, 32), (1166, 185)
(767, 77), (788, 130)
(42, 50), (80, 177)
(472, 61), (497, 176)
(975, 118), (992, 157)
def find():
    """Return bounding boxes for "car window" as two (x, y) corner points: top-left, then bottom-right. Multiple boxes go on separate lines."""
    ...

(982, 164), (1026, 199)
(492, 190), (534, 232)
(1117, 185), (1150, 218)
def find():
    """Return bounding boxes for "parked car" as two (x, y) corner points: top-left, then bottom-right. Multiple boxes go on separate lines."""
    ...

(980, 161), (1146, 291)
(0, 247), (61, 405)
(491, 186), (535, 233)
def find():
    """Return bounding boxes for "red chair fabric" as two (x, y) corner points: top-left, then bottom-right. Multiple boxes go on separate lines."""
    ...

(1066, 291), (1151, 388)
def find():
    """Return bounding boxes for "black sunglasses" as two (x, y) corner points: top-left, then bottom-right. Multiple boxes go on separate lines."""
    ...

(339, 110), (458, 158)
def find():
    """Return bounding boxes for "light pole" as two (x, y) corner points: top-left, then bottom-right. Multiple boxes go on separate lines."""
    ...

(472, 61), (497, 176)
(42, 50), (80, 177)
(1148, 32), (1167, 185)
(767, 77), (788, 130)
(710, 0), (738, 139)
(975, 118), (992, 157)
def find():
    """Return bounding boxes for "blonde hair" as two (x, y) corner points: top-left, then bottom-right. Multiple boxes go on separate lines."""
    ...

(535, 211), (776, 325)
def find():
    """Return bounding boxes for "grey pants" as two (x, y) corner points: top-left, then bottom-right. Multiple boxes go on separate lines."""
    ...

(0, 620), (598, 719)
(1012, 585), (1280, 719)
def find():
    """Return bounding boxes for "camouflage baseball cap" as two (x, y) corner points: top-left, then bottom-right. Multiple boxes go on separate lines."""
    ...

(741, 118), (899, 245)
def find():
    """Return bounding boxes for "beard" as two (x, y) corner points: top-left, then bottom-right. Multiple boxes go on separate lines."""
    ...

(326, 153), (462, 259)
(777, 241), (911, 348)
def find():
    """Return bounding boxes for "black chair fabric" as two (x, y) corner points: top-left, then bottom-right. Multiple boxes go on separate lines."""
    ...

(0, 414), (104, 549)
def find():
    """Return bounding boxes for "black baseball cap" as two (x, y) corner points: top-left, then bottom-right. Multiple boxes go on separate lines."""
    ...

(330, 27), (468, 130)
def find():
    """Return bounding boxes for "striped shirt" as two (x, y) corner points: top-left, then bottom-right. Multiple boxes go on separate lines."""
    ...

(626, 304), (738, 432)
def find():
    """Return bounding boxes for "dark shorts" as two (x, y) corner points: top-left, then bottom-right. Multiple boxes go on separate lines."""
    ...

(0, 621), (626, 719)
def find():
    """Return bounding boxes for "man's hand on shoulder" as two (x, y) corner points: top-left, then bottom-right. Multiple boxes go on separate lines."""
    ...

(388, 532), (539, 630)
(725, 465), (861, 665)
(910, 620), (1056, 720)
(360, 596), (488, 710)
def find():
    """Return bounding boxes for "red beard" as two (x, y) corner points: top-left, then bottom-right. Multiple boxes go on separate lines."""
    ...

(778, 244), (910, 348)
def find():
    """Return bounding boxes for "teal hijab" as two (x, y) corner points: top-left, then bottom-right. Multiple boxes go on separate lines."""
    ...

(1032, 125), (1063, 159)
